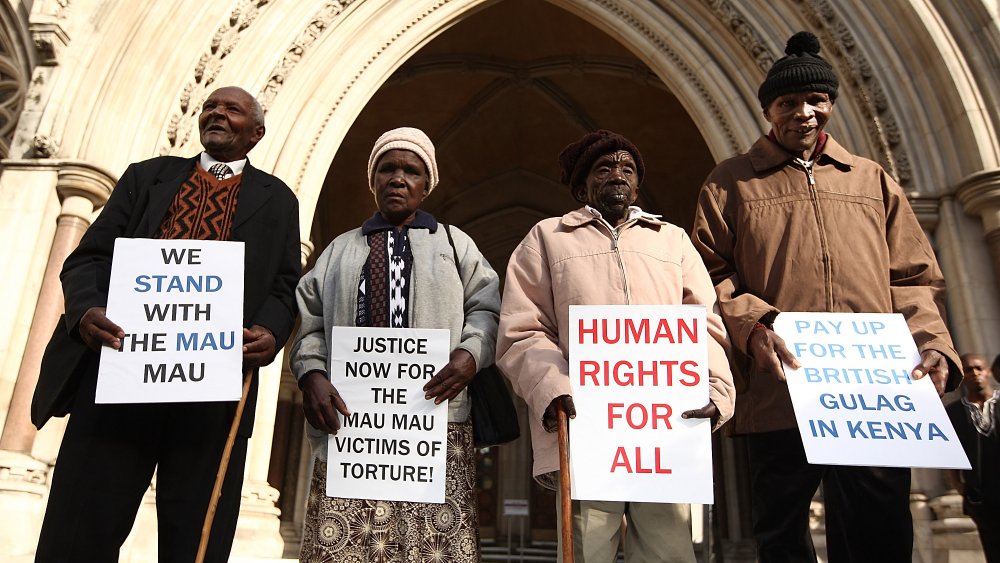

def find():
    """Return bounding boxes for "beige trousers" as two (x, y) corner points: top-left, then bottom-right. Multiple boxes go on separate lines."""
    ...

(556, 489), (697, 563)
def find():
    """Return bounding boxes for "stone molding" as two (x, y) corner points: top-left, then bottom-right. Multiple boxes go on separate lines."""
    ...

(258, 1), (358, 113)
(0, 451), (48, 489)
(908, 197), (942, 233)
(55, 161), (116, 208)
(28, 19), (67, 67)
(955, 168), (1000, 229)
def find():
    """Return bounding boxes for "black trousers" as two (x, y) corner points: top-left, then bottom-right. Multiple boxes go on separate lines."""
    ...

(747, 429), (912, 563)
(35, 363), (248, 563)
(971, 511), (1000, 562)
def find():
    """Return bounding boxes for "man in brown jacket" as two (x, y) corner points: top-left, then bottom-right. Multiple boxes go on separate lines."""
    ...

(691, 31), (961, 562)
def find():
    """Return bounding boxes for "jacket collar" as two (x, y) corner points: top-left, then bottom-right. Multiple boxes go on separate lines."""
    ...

(560, 206), (667, 229)
(361, 209), (438, 234)
(748, 133), (855, 174)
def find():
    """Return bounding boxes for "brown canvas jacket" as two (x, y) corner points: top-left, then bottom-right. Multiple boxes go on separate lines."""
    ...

(692, 135), (960, 434)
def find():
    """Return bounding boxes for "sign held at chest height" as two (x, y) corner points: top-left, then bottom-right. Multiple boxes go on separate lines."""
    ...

(328, 326), (450, 503)
(97, 239), (245, 404)
(569, 305), (714, 504)
(774, 312), (969, 469)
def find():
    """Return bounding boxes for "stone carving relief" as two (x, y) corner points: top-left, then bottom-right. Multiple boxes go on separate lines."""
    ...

(259, 1), (357, 112)
(594, 0), (743, 155)
(0, 11), (28, 158)
(161, 0), (273, 154)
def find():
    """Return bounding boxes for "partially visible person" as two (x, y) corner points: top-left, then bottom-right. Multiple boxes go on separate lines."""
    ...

(34, 86), (301, 562)
(290, 127), (500, 562)
(497, 129), (734, 562)
(948, 353), (1000, 562)
(691, 31), (961, 562)
(992, 353), (1000, 385)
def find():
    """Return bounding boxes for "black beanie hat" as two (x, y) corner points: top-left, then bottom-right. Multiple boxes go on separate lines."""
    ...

(757, 31), (839, 108)
(558, 130), (645, 196)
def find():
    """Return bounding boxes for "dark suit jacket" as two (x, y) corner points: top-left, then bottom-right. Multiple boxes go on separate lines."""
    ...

(947, 398), (1000, 518)
(32, 155), (301, 434)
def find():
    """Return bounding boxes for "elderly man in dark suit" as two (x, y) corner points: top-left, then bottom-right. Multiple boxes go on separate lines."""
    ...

(32, 86), (300, 562)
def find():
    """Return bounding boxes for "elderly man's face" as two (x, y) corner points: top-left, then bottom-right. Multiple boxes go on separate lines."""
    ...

(374, 149), (429, 226)
(199, 87), (264, 162)
(764, 91), (833, 160)
(579, 150), (639, 226)
(962, 355), (993, 394)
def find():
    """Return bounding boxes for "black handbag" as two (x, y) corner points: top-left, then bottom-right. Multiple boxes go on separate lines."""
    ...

(442, 224), (520, 447)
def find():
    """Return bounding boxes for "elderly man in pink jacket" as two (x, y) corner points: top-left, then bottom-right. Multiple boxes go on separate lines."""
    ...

(497, 130), (735, 563)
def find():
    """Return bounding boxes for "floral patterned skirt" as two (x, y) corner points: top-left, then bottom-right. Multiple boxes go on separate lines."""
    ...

(300, 421), (481, 562)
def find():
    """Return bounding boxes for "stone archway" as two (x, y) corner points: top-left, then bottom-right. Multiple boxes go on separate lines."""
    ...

(1, 0), (999, 559)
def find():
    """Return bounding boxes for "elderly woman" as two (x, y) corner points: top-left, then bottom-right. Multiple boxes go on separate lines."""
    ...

(290, 127), (500, 561)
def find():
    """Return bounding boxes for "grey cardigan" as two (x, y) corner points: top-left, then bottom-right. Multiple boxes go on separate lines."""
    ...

(290, 220), (500, 460)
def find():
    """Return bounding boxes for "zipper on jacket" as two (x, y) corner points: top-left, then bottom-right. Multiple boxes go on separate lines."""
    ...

(795, 157), (816, 186)
(596, 219), (633, 304)
(794, 157), (833, 309)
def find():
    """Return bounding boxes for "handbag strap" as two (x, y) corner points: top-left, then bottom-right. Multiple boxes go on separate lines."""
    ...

(442, 223), (462, 277)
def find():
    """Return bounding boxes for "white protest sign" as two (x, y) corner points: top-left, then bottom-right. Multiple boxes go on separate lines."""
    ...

(327, 326), (450, 503)
(774, 312), (970, 469)
(569, 305), (714, 504)
(97, 239), (245, 403)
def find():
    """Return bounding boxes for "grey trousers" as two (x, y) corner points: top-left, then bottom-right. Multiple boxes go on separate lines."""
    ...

(556, 486), (697, 563)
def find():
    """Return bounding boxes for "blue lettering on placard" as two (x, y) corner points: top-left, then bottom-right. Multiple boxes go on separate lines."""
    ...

(176, 331), (236, 351)
(843, 421), (944, 441)
(134, 275), (223, 292)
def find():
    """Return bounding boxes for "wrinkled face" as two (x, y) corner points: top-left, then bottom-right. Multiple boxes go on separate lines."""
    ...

(374, 149), (429, 226)
(199, 87), (264, 162)
(763, 91), (834, 159)
(577, 150), (639, 226)
(962, 355), (993, 393)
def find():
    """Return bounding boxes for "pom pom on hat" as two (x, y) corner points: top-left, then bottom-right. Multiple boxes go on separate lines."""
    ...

(757, 31), (839, 108)
(557, 129), (645, 199)
(367, 127), (439, 199)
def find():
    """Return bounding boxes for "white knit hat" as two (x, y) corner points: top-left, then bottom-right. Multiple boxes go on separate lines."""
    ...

(367, 127), (439, 200)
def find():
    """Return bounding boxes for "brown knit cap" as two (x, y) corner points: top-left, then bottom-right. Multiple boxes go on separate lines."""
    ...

(558, 130), (645, 193)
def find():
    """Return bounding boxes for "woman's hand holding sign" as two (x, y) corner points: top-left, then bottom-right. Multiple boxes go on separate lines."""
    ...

(300, 370), (351, 435)
(422, 349), (476, 405)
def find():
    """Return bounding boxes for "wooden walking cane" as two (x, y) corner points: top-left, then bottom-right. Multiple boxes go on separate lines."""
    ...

(557, 403), (574, 563)
(196, 370), (253, 563)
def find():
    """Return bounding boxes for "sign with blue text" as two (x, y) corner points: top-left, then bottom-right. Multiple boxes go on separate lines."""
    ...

(774, 312), (970, 469)
(569, 305), (713, 504)
(97, 239), (245, 404)
(327, 326), (450, 503)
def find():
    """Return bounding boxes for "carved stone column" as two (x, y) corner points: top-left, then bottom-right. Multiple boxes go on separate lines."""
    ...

(0, 163), (114, 453)
(232, 236), (312, 559)
(956, 169), (1000, 292)
(0, 160), (115, 558)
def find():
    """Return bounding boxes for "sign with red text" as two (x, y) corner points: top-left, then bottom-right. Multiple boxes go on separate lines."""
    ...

(327, 326), (450, 503)
(97, 239), (244, 404)
(774, 312), (969, 469)
(569, 305), (713, 504)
